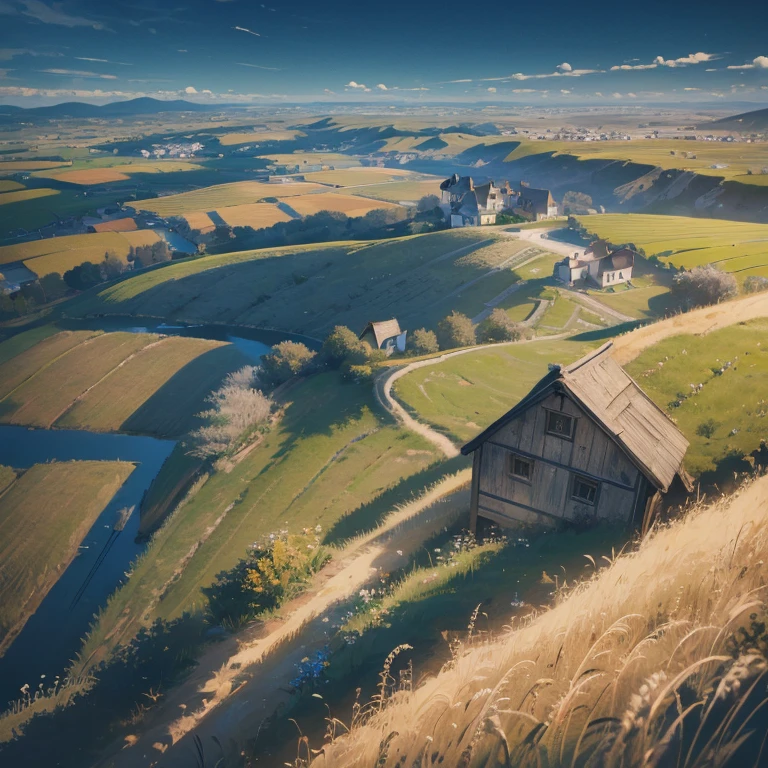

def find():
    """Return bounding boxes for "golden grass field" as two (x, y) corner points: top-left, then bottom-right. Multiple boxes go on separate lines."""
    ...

(0, 188), (59, 206)
(505, 139), (768, 182)
(90, 218), (138, 233)
(182, 211), (216, 233)
(215, 202), (292, 229)
(0, 230), (161, 276)
(316, 474), (768, 768)
(0, 181), (24, 193)
(284, 192), (404, 217)
(345, 179), (442, 202)
(0, 329), (251, 437)
(0, 461), (135, 655)
(0, 161), (69, 171)
(576, 214), (768, 281)
(303, 167), (414, 186)
(34, 161), (203, 185)
(217, 129), (305, 145)
(138, 180), (326, 216)
(259, 152), (362, 168)
(0, 466), (15, 496)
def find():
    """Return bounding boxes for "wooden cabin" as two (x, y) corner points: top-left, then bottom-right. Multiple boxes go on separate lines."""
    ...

(360, 319), (407, 355)
(462, 343), (691, 532)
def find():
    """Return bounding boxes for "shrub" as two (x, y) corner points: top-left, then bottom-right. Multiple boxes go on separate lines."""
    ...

(417, 194), (440, 213)
(671, 265), (738, 309)
(409, 328), (439, 356)
(744, 275), (768, 294)
(476, 308), (524, 343)
(188, 366), (272, 458)
(204, 533), (330, 627)
(437, 311), (476, 349)
(260, 341), (317, 386)
(343, 362), (374, 382)
(322, 326), (370, 367)
(696, 418), (719, 439)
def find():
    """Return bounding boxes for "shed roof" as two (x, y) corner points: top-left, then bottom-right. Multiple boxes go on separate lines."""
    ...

(461, 342), (689, 492)
(360, 319), (402, 348)
(518, 186), (554, 214)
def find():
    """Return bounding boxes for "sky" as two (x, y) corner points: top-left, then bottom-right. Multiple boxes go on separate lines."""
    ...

(0, 0), (767, 107)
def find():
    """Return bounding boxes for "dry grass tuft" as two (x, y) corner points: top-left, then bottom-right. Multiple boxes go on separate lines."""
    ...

(313, 475), (768, 768)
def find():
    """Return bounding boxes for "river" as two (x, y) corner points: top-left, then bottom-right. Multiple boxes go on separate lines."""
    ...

(0, 320), (316, 708)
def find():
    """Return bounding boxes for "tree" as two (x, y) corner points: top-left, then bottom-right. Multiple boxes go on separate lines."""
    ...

(409, 328), (439, 356)
(102, 251), (125, 280)
(151, 240), (172, 263)
(260, 341), (317, 386)
(476, 308), (524, 343)
(417, 194), (440, 213)
(744, 276), (768, 294)
(671, 265), (738, 309)
(321, 325), (369, 367)
(437, 311), (476, 349)
(39, 273), (68, 301)
(64, 261), (103, 291)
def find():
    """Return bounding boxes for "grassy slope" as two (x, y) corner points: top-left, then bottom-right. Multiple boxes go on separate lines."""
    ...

(576, 214), (768, 282)
(0, 188), (58, 206)
(345, 179), (442, 203)
(281, 192), (403, 217)
(0, 461), (135, 652)
(77, 372), (446, 666)
(393, 338), (598, 444)
(625, 318), (768, 476)
(0, 465), (15, 496)
(67, 230), (549, 337)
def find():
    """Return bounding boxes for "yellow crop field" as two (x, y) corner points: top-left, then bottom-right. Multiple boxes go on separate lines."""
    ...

(183, 211), (215, 233)
(0, 461), (135, 653)
(0, 332), (152, 428)
(139, 180), (326, 216)
(218, 129), (305, 145)
(0, 160), (69, 171)
(36, 161), (202, 185)
(576, 214), (768, 281)
(303, 167), (413, 186)
(0, 229), (161, 276)
(0, 188), (59, 206)
(0, 330), (99, 400)
(48, 168), (130, 184)
(56, 335), (231, 434)
(284, 192), (404, 217)
(216, 203), (292, 229)
(505, 139), (768, 182)
(346, 179), (442, 202)
(259, 152), (361, 168)
(0, 181), (24, 193)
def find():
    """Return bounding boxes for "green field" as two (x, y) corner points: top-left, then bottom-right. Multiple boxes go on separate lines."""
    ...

(0, 230), (161, 276)
(0, 461), (135, 654)
(0, 181), (24, 193)
(0, 188), (59, 206)
(625, 318), (768, 476)
(506, 139), (768, 183)
(77, 371), (450, 666)
(576, 214), (768, 282)
(68, 230), (553, 337)
(345, 179), (443, 203)
(302, 168), (415, 186)
(0, 330), (251, 437)
(393, 337), (598, 443)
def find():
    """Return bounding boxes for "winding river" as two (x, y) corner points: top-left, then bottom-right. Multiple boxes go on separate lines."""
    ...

(0, 319), (315, 708)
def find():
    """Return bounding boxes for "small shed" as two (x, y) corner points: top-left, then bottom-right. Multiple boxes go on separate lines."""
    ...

(360, 319), (407, 355)
(462, 342), (690, 532)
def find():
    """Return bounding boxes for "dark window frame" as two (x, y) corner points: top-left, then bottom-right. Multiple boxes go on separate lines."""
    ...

(508, 452), (533, 483)
(544, 408), (575, 441)
(571, 473), (599, 505)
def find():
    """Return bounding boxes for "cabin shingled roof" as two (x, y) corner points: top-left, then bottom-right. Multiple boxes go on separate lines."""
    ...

(461, 342), (689, 492)
(360, 319), (402, 348)
(518, 186), (554, 214)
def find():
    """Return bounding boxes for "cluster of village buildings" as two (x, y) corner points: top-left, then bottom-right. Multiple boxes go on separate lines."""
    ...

(140, 141), (204, 159)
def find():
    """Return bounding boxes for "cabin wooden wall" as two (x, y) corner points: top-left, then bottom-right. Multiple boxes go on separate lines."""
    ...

(475, 392), (643, 528)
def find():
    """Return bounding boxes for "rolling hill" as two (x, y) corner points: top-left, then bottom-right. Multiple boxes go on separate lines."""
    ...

(705, 106), (768, 131)
(0, 97), (213, 121)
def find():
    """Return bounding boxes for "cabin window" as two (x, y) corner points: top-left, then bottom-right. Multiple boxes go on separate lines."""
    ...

(545, 409), (574, 440)
(508, 453), (533, 482)
(571, 474), (598, 505)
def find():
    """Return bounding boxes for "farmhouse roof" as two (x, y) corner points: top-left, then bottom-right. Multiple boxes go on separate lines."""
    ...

(360, 319), (403, 348)
(585, 239), (610, 260)
(598, 247), (635, 273)
(518, 186), (554, 214)
(461, 342), (689, 492)
(456, 191), (479, 217)
(474, 181), (496, 209)
(440, 174), (473, 195)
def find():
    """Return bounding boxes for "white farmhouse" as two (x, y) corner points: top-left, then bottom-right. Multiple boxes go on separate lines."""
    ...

(555, 239), (635, 288)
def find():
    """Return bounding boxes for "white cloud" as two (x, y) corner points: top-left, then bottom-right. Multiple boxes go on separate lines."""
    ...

(512, 88), (536, 93)
(185, 86), (197, 94)
(502, 67), (602, 81)
(345, 80), (370, 91)
(234, 26), (261, 37)
(487, 86), (496, 93)
(39, 68), (117, 79)
(612, 52), (719, 71)
(16, 0), (110, 30)
(75, 57), (131, 66)
(238, 62), (281, 71)
(594, 92), (603, 97)
(557, 62), (572, 72)
(202, 89), (212, 94)
(612, 92), (623, 98)
(684, 87), (701, 91)
(323, 88), (336, 95)
(627, 92), (637, 97)
(727, 56), (768, 70)
(376, 83), (388, 90)
(560, 89), (571, 94)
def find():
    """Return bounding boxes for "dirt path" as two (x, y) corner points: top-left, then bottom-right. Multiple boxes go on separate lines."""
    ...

(612, 292), (768, 364)
(96, 473), (471, 768)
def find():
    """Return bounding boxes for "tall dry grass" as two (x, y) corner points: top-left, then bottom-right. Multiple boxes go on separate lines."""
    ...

(313, 475), (768, 768)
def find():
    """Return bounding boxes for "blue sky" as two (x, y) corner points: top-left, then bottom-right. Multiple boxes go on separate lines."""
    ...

(0, 0), (766, 106)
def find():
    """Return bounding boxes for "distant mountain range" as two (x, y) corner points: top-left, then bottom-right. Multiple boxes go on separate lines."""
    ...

(0, 97), (215, 121)
(705, 107), (768, 131)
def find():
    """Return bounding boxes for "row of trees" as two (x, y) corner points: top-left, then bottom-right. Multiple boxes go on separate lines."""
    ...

(62, 242), (172, 291)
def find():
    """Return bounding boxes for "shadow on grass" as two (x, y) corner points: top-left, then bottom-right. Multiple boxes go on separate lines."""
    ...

(322, 454), (470, 546)
(570, 319), (645, 342)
